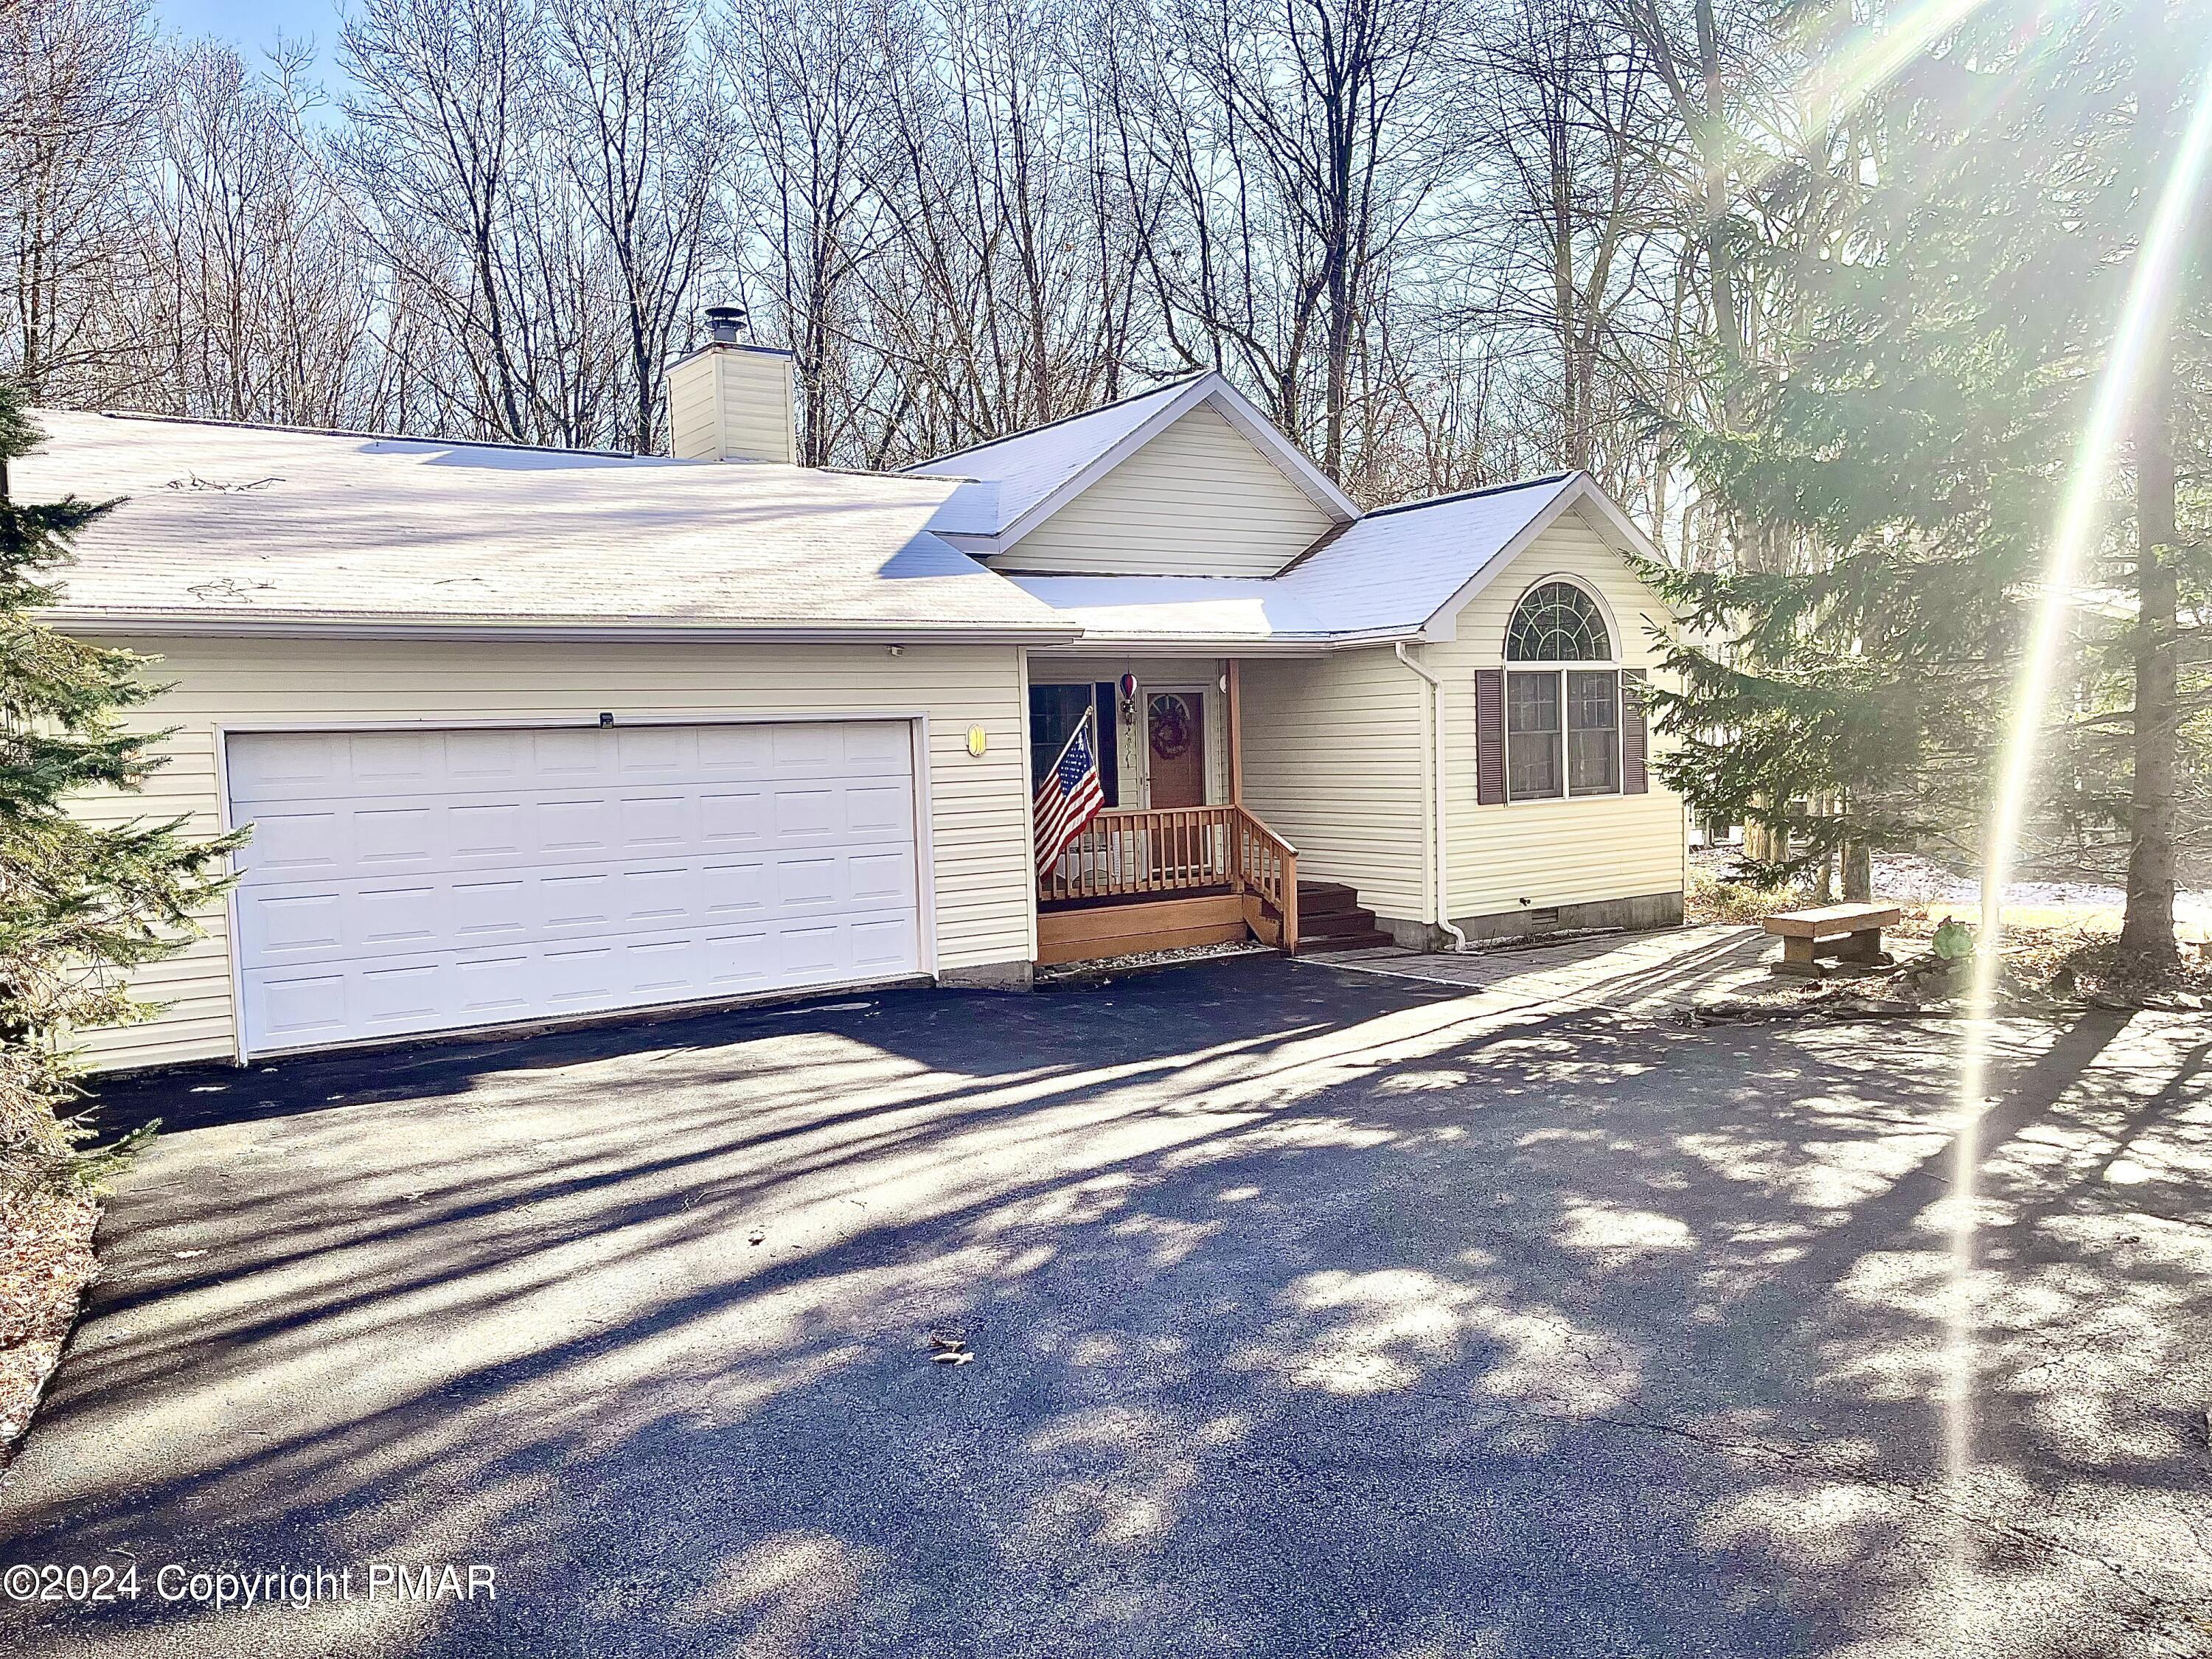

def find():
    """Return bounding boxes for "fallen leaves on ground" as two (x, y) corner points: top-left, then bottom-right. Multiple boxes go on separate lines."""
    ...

(0, 1188), (99, 1466)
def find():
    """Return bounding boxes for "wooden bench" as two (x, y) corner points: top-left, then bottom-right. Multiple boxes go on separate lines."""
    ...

(1761, 903), (1902, 978)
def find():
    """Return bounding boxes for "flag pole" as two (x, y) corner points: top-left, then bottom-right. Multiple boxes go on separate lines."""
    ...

(1042, 704), (1093, 782)
(1034, 706), (1100, 876)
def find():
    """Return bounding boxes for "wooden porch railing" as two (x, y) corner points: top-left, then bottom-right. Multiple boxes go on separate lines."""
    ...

(1039, 805), (1298, 953)
(1231, 808), (1298, 953)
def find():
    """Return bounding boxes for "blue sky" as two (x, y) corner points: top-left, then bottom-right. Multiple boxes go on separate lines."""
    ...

(156, 0), (344, 58)
(155, 0), (352, 108)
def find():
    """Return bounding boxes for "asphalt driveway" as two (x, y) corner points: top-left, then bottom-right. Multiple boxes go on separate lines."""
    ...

(3, 955), (2209, 1657)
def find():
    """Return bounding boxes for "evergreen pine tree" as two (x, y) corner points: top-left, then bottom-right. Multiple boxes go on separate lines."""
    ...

(2110, 0), (2211, 975)
(1640, 240), (2069, 891)
(0, 383), (243, 1198)
(1646, 0), (2205, 942)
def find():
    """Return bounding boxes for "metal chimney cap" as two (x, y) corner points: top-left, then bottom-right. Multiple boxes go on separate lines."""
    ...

(704, 304), (749, 344)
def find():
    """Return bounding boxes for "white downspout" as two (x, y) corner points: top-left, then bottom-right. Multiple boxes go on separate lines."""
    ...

(1396, 641), (1470, 953)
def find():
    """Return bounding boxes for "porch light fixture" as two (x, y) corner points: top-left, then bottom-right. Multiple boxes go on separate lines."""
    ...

(967, 726), (988, 757)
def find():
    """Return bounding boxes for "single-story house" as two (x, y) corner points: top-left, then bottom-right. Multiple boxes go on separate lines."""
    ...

(27, 336), (1684, 1071)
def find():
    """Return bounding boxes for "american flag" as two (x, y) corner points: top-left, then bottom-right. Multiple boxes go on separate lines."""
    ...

(1034, 713), (1105, 872)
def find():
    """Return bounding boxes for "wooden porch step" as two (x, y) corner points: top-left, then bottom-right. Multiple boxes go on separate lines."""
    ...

(1296, 931), (1395, 955)
(1290, 880), (1392, 954)
(1295, 880), (1362, 917)
(1301, 905), (1382, 939)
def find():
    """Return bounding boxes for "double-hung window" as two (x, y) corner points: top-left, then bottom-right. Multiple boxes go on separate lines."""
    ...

(1028, 682), (1120, 806)
(1503, 580), (1623, 801)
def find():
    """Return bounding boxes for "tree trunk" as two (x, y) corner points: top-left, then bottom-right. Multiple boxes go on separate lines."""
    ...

(2118, 12), (2183, 975)
(1744, 796), (1781, 868)
(2117, 343), (2180, 971)
(1841, 833), (1871, 903)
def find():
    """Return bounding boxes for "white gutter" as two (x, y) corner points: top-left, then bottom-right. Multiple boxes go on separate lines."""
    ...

(1023, 626), (1425, 658)
(1395, 642), (1468, 953)
(41, 613), (1085, 646)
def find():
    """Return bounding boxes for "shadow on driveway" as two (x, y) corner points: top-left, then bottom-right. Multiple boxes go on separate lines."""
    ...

(4, 955), (2208, 1658)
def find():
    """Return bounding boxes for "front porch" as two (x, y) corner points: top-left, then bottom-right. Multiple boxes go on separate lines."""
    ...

(1030, 658), (1390, 966)
(1036, 804), (1295, 965)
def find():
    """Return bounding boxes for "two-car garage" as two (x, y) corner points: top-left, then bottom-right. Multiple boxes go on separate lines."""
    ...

(29, 411), (1069, 1072)
(225, 720), (927, 1057)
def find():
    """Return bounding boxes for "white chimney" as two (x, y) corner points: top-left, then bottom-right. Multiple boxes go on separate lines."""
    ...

(666, 305), (798, 465)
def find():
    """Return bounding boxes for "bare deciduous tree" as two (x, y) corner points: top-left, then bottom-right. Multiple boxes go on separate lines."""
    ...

(133, 39), (374, 425)
(340, 0), (591, 444)
(723, 0), (902, 465)
(548, 0), (728, 453)
(1, 0), (158, 397)
(1118, 0), (1465, 485)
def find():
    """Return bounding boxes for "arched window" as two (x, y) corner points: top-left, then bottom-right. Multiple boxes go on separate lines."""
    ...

(1503, 579), (1621, 800)
(1506, 580), (1611, 662)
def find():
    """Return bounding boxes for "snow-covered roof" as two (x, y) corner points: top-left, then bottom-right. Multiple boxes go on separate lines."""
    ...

(22, 409), (1074, 640)
(1017, 473), (1649, 649)
(905, 372), (1359, 550)
(18, 406), (1660, 654)
(1006, 575), (1335, 644)
(1273, 473), (1585, 636)
(907, 380), (1193, 530)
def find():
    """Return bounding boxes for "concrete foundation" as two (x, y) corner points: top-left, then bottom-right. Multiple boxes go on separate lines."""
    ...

(1374, 914), (1445, 951)
(1366, 891), (1686, 953)
(1451, 889), (1685, 944)
(939, 959), (1035, 992)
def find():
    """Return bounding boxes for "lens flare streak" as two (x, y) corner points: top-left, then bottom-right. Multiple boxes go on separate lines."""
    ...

(1943, 39), (2212, 1650)
(1806, 0), (1993, 119)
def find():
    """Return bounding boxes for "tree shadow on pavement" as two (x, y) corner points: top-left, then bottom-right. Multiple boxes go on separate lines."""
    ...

(5, 955), (2208, 1659)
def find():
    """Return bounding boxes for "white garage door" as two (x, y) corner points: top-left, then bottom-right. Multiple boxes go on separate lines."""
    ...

(226, 720), (923, 1056)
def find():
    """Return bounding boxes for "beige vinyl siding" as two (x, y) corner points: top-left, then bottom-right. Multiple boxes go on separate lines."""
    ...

(67, 725), (235, 1069)
(73, 636), (1034, 1071)
(996, 404), (1334, 577)
(667, 355), (718, 459)
(712, 351), (797, 463)
(667, 348), (796, 463)
(1433, 507), (1686, 919)
(1240, 647), (1429, 923)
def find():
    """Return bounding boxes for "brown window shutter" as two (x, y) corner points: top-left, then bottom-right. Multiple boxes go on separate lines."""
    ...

(1475, 669), (1506, 805)
(1622, 668), (1649, 794)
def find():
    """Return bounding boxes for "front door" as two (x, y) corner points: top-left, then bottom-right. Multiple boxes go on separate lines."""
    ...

(1147, 691), (1206, 808)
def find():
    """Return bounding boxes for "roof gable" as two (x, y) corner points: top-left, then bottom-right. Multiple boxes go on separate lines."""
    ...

(908, 379), (1194, 532)
(908, 372), (1357, 560)
(1015, 472), (1669, 648)
(1273, 475), (1581, 639)
(987, 403), (1338, 577)
(1412, 476), (1666, 641)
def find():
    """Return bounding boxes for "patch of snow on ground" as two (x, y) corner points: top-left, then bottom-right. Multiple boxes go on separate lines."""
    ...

(1693, 846), (2211, 932)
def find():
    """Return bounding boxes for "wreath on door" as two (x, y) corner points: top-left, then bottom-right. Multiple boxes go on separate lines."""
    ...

(1148, 694), (1193, 760)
